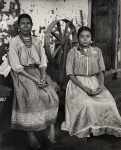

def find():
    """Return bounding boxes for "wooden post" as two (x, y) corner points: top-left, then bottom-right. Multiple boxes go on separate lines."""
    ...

(88, 0), (92, 27)
(119, 0), (121, 67)
(112, 0), (119, 79)
(115, 0), (120, 70)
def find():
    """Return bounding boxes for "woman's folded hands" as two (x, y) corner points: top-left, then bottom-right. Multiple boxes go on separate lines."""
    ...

(36, 79), (48, 88)
(83, 85), (103, 96)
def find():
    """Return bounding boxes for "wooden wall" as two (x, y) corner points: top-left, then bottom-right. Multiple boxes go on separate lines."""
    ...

(19, 0), (89, 36)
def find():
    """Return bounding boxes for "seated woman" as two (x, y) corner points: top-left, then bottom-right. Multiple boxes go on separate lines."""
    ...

(0, 53), (12, 142)
(62, 26), (121, 139)
(8, 14), (59, 149)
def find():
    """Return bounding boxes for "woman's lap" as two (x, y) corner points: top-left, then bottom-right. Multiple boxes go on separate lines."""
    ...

(63, 79), (121, 137)
(11, 68), (59, 130)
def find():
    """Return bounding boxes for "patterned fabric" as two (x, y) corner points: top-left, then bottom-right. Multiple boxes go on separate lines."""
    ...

(8, 36), (59, 131)
(19, 33), (32, 48)
(62, 46), (121, 138)
(66, 46), (105, 76)
(9, 35), (47, 71)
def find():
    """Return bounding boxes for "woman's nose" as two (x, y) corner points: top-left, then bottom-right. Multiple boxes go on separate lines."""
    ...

(24, 23), (28, 27)
(83, 38), (87, 41)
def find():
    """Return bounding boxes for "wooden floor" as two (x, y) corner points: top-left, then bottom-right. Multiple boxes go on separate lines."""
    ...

(0, 74), (121, 150)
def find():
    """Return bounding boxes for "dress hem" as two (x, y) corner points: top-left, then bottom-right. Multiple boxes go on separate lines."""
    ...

(62, 125), (121, 138)
(11, 119), (56, 131)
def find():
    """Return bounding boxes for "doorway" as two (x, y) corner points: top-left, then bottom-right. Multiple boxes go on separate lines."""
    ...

(91, 0), (118, 70)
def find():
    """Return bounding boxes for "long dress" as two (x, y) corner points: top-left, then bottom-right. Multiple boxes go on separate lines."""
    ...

(61, 46), (121, 138)
(8, 35), (59, 131)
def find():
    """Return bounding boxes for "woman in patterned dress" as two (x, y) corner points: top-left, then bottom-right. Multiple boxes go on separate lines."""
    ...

(8, 14), (59, 149)
(62, 26), (121, 139)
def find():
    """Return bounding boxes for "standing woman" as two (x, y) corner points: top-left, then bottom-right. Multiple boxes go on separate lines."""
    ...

(8, 14), (59, 149)
(62, 26), (121, 139)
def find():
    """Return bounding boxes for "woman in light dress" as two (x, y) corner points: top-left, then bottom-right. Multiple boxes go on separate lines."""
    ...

(8, 14), (59, 149)
(62, 26), (121, 139)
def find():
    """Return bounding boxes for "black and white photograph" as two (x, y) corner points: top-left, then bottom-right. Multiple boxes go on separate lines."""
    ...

(0, 0), (121, 150)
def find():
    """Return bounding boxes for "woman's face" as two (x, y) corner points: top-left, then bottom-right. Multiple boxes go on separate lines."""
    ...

(78, 30), (92, 47)
(19, 17), (32, 35)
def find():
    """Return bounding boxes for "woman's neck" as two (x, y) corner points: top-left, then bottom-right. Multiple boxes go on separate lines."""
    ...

(19, 32), (32, 48)
(19, 32), (31, 38)
(79, 44), (90, 49)
(78, 44), (92, 55)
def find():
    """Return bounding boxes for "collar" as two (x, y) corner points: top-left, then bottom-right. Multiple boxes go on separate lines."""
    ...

(77, 45), (91, 56)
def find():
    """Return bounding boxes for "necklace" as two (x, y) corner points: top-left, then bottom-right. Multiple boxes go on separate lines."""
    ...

(77, 46), (90, 56)
(19, 33), (32, 48)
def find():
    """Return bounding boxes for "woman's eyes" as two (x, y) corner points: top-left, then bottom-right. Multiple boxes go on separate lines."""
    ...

(20, 22), (31, 25)
(81, 35), (90, 38)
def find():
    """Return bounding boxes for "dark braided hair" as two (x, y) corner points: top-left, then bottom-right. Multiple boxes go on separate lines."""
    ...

(18, 13), (33, 26)
(77, 26), (92, 41)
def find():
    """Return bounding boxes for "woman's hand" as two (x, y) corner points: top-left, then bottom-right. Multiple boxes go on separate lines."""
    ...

(88, 87), (103, 96)
(82, 86), (93, 95)
(36, 79), (48, 88)
(90, 79), (104, 96)
(70, 75), (102, 96)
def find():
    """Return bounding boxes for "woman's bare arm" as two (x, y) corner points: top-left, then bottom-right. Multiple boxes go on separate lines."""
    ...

(96, 71), (104, 88)
(19, 68), (48, 88)
(39, 66), (46, 80)
(19, 70), (40, 84)
(90, 71), (104, 95)
(69, 75), (92, 94)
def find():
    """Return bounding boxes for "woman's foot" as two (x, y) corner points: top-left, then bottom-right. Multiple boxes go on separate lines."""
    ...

(80, 137), (88, 143)
(48, 124), (56, 144)
(34, 130), (52, 149)
(27, 132), (42, 150)
(28, 147), (42, 150)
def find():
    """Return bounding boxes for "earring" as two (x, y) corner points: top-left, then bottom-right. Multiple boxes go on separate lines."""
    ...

(90, 40), (93, 44)
(17, 27), (20, 32)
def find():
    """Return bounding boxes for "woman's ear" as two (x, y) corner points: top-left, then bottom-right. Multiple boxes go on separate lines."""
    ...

(17, 27), (20, 34)
(17, 27), (20, 32)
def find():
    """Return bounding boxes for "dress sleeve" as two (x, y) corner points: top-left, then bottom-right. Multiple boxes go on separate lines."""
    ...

(66, 49), (74, 76)
(39, 40), (48, 68)
(98, 48), (105, 72)
(8, 38), (24, 73)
